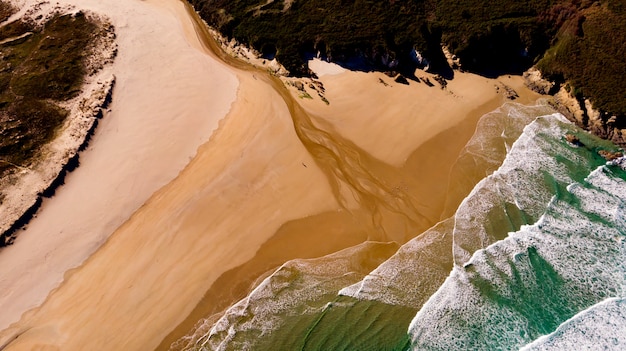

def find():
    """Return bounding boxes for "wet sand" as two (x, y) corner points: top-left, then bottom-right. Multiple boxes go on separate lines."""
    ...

(0, 0), (543, 350)
(296, 63), (541, 222)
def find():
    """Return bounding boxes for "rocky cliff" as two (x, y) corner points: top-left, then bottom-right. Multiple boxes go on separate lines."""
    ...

(192, 0), (625, 145)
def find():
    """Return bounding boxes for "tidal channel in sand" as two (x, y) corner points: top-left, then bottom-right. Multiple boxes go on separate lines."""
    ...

(0, 0), (542, 350)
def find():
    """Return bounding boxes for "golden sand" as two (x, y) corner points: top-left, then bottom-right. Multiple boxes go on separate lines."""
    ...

(0, 0), (543, 349)
(0, 0), (238, 334)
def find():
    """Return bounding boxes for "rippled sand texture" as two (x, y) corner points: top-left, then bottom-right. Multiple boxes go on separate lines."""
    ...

(0, 0), (544, 350)
(176, 103), (556, 351)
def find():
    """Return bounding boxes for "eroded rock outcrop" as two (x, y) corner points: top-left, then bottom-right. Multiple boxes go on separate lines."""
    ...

(525, 67), (626, 148)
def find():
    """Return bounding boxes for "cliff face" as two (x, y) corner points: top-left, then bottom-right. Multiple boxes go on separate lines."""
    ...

(553, 87), (626, 147)
(193, 0), (625, 144)
(189, 0), (553, 77)
(531, 0), (626, 146)
(525, 68), (626, 147)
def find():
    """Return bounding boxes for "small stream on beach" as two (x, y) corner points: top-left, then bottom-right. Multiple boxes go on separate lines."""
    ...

(153, 4), (442, 349)
(182, 3), (433, 241)
(160, 2), (626, 350)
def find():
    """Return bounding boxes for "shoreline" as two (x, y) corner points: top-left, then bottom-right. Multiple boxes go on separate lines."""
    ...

(0, 1), (547, 351)
(159, 71), (545, 350)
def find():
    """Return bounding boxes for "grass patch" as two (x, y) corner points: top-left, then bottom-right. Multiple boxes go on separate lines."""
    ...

(538, 0), (626, 117)
(0, 9), (100, 176)
(298, 91), (312, 99)
(11, 13), (97, 100)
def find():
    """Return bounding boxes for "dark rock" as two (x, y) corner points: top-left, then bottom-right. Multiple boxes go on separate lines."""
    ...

(523, 68), (557, 95)
(565, 133), (584, 147)
(394, 74), (409, 85)
(497, 83), (518, 100)
(433, 75), (447, 89)
(598, 149), (623, 161)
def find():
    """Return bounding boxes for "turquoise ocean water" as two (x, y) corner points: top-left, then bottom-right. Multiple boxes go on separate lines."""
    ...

(175, 103), (626, 350)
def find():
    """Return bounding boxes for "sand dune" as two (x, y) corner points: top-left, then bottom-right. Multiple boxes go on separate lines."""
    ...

(0, 0), (543, 350)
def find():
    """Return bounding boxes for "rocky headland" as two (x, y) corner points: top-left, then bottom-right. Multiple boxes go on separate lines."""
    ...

(525, 67), (626, 147)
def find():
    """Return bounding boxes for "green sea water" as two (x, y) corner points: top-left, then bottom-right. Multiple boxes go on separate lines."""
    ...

(409, 114), (626, 350)
(174, 105), (626, 350)
(265, 297), (414, 351)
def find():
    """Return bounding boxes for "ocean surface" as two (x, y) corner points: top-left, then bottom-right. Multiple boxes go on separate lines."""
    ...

(173, 102), (626, 350)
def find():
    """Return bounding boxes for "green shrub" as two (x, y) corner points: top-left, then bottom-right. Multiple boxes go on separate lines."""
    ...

(0, 10), (99, 176)
(191, 0), (556, 76)
(538, 0), (626, 115)
(192, 0), (625, 119)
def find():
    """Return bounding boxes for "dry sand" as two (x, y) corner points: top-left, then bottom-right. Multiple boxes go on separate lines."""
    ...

(0, 0), (237, 333)
(299, 59), (539, 167)
(289, 61), (541, 224)
(0, 0), (543, 350)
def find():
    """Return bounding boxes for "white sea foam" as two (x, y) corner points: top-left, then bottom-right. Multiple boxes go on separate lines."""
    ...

(443, 101), (557, 214)
(172, 106), (623, 350)
(408, 114), (626, 350)
(452, 112), (602, 266)
(608, 156), (626, 170)
(174, 242), (397, 351)
(410, 203), (625, 349)
(338, 219), (454, 307)
(520, 298), (626, 350)
(340, 102), (556, 309)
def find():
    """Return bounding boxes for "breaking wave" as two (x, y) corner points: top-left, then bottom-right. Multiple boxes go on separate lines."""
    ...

(173, 103), (626, 350)
(409, 115), (626, 350)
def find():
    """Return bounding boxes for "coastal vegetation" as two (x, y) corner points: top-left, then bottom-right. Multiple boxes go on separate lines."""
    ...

(0, 2), (12, 23)
(0, 9), (98, 176)
(191, 0), (625, 123)
(537, 0), (626, 118)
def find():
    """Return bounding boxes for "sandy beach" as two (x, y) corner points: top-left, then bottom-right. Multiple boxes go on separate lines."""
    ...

(0, 0), (543, 350)
(300, 61), (540, 166)
(0, 0), (237, 334)
(294, 61), (541, 222)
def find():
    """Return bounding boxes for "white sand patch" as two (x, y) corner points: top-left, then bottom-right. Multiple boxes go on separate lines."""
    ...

(308, 58), (347, 76)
